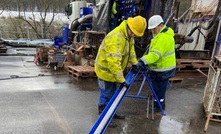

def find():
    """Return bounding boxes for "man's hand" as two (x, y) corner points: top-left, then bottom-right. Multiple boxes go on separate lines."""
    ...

(122, 80), (130, 88)
(131, 60), (146, 73)
(131, 65), (139, 73)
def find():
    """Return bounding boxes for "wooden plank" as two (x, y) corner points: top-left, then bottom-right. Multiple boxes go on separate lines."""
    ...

(192, 63), (210, 69)
(169, 77), (183, 82)
(176, 59), (211, 64)
(76, 45), (84, 52)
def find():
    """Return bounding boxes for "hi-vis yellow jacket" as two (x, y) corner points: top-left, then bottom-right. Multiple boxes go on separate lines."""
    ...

(95, 20), (137, 83)
(111, 1), (117, 18)
(140, 25), (176, 71)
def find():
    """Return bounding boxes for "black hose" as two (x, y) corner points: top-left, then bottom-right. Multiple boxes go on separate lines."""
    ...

(68, 20), (80, 44)
(187, 0), (221, 36)
(68, 14), (93, 45)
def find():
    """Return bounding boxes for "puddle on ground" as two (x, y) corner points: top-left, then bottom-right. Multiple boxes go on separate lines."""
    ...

(158, 116), (189, 134)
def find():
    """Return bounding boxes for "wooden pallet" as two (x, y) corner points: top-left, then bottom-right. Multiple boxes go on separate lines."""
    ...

(176, 59), (211, 71)
(68, 65), (96, 78)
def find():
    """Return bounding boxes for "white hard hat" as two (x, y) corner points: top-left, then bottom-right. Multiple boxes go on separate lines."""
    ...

(148, 15), (164, 29)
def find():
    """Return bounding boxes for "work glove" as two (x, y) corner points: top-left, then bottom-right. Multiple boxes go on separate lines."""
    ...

(131, 59), (146, 73)
(122, 80), (130, 88)
(131, 64), (139, 74)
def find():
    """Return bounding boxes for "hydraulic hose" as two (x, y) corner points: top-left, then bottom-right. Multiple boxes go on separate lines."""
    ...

(68, 14), (93, 45)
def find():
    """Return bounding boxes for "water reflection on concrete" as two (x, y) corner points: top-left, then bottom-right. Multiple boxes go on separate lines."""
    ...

(122, 122), (129, 133)
(158, 116), (188, 134)
(1, 50), (221, 134)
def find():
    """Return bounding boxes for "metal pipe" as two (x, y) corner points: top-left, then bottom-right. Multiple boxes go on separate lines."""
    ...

(94, 86), (127, 134)
(68, 14), (93, 44)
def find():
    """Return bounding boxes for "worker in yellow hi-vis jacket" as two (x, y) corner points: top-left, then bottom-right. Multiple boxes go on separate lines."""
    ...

(94, 15), (147, 127)
(132, 15), (176, 112)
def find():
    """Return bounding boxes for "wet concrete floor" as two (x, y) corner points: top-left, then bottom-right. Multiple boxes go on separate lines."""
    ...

(0, 47), (220, 134)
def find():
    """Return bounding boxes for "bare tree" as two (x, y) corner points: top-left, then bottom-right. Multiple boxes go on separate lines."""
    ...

(7, 17), (27, 38)
(14, 0), (55, 39)
(0, 0), (87, 39)
(4, 0), (68, 39)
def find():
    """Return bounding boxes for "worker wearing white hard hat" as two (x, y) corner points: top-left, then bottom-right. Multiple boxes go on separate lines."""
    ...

(132, 15), (176, 112)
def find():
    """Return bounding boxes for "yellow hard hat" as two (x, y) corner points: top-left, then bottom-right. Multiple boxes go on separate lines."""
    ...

(127, 16), (147, 37)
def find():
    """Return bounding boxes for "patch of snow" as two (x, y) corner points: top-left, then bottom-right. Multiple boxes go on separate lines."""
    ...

(0, 10), (69, 24)
(4, 38), (54, 45)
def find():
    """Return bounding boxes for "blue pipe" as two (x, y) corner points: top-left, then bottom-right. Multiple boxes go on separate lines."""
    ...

(89, 70), (137, 134)
(89, 69), (165, 134)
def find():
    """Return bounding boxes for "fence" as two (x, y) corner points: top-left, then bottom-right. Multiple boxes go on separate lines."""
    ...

(203, 57), (221, 131)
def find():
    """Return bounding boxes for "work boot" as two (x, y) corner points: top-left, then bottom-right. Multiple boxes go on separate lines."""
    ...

(98, 104), (118, 128)
(98, 104), (106, 114)
(113, 112), (125, 119)
(98, 104), (125, 119)
(153, 102), (165, 113)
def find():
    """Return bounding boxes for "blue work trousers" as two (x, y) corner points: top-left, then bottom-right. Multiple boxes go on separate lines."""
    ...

(97, 78), (117, 105)
(149, 68), (176, 103)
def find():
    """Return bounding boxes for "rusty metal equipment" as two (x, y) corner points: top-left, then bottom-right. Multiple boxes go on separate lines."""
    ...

(47, 52), (66, 70)
(34, 47), (49, 65)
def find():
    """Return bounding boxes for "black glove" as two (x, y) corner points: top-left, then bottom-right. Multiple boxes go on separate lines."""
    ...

(122, 80), (130, 88)
(131, 65), (139, 73)
(131, 60), (146, 73)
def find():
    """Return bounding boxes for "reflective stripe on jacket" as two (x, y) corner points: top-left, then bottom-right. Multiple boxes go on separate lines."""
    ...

(141, 25), (176, 72)
(95, 20), (137, 83)
(111, 1), (117, 18)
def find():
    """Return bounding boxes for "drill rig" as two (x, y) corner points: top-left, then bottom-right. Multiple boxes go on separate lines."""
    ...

(64, 0), (221, 68)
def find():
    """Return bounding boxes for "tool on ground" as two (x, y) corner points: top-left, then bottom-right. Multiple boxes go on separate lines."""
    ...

(146, 94), (154, 119)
